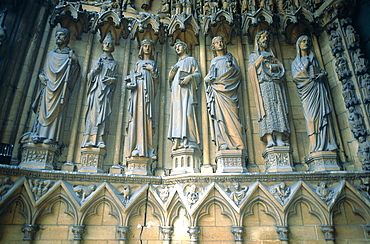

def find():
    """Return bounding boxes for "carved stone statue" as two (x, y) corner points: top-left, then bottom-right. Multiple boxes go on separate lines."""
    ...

(228, 182), (248, 205)
(248, 30), (290, 148)
(205, 36), (244, 151)
(329, 30), (343, 54)
(270, 182), (290, 203)
(29, 28), (80, 144)
(335, 53), (351, 79)
(348, 106), (367, 139)
(358, 137), (370, 170)
(73, 184), (96, 201)
(168, 40), (201, 150)
(82, 32), (117, 148)
(316, 181), (334, 202)
(292, 35), (337, 153)
(125, 39), (159, 159)
(345, 25), (359, 49)
(352, 49), (368, 75)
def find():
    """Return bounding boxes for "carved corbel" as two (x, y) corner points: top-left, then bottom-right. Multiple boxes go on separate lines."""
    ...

(22, 224), (39, 242)
(49, 2), (90, 40)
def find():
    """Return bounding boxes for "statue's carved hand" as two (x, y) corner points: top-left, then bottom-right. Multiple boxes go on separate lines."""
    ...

(169, 65), (179, 80)
(180, 75), (192, 86)
(126, 82), (136, 90)
(69, 50), (78, 62)
(39, 73), (47, 85)
(143, 64), (153, 71)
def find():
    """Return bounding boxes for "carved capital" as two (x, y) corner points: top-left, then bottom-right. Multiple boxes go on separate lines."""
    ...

(276, 225), (289, 241)
(72, 225), (86, 241)
(117, 226), (130, 240)
(160, 226), (174, 241)
(231, 226), (245, 242)
(188, 226), (200, 242)
(22, 224), (39, 241)
(321, 225), (335, 240)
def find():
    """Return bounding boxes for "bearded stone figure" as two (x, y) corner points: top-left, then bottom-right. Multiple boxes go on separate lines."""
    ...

(125, 39), (159, 159)
(30, 28), (80, 144)
(291, 35), (337, 153)
(168, 40), (201, 151)
(248, 30), (290, 148)
(82, 32), (118, 149)
(204, 36), (244, 151)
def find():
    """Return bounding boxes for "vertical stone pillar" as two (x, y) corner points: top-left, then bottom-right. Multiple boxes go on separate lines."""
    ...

(125, 157), (153, 175)
(321, 225), (335, 244)
(306, 151), (341, 171)
(117, 225), (130, 244)
(171, 148), (201, 175)
(79, 148), (106, 173)
(263, 146), (294, 172)
(22, 224), (39, 244)
(216, 150), (247, 173)
(19, 143), (56, 169)
(188, 226), (200, 244)
(72, 225), (86, 244)
(160, 226), (174, 244)
(231, 226), (245, 244)
(276, 225), (289, 244)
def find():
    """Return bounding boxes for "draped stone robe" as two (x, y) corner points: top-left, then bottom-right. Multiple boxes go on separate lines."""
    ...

(292, 53), (337, 153)
(248, 50), (290, 142)
(31, 46), (80, 143)
(127, 59), (158, 158)
(168, 55), (201, 147)
(205, 52), (244, 150)
(82, 54), (117, 147)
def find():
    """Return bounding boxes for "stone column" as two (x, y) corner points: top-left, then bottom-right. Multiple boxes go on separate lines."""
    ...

(19, 143), (56, 170)
(117, 225), (130, 244)
(263, 146), (294, 172)
(231, 226), (245, 244)
(171, 148), (201, 175)
(306, 151), (341, 171)
(276, 225), (289, 244)
(79, 147), (106, 173)
(160, 226), (174, 244)
(216, 150), (247, 173)
(188, 226), (200, 244)
(72, 225), (86, 244)
(321, 225), (335, 244)
(22, 224), (39, 244)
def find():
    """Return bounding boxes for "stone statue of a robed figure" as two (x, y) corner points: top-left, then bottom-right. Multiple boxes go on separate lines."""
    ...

(292, 35), (340, 171)
(20, 28), (80, 169)
(125, 39), (159, 175)
(204, 36), (246, 173)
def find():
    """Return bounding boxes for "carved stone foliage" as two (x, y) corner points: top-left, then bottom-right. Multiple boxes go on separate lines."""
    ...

(73, 184), (96, 202)
(29, 178), (53, 200)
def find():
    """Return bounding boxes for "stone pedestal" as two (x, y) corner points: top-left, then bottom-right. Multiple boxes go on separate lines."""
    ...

(79, 147), (105, 173)
(215, 150), (247, 173)
(126, 157), (152, 175)
(263, 146), (294, 172)
(19, 143), (56, 170)
(306, 151), (340, 171)
(109, 164), (123, 174)
(171, 148), (201, 175)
